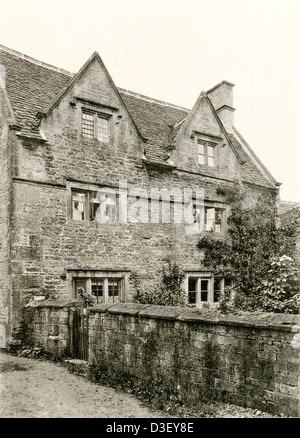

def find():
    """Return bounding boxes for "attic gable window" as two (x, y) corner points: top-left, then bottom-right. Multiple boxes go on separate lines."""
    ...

(197, 139), (216, 167)
(82, 112), (94, 139)
(81, 109), (110, 143)
(97, 116), (109, 143)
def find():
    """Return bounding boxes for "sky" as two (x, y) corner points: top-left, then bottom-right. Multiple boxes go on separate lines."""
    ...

(0, 0), (299, 201)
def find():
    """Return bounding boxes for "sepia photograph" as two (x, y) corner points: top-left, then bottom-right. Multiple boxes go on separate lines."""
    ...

(0, 0), (299, 424)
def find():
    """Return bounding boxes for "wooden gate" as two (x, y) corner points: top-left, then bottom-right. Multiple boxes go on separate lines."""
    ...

(70, 306), (88, 360)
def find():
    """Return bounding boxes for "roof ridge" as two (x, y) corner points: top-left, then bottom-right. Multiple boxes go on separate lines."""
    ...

(118, 87), (190, 112)
(0, 43), (190, 112)
(0, 43), (74, 77)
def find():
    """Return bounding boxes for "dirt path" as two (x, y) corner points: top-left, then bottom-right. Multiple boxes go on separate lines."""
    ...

(0, 351), (280, 418)
(0, 352), (166, 418)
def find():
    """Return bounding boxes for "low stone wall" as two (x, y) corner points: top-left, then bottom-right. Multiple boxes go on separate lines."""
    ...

(88, 303), (300, 417)
(23, 299), (80, 358)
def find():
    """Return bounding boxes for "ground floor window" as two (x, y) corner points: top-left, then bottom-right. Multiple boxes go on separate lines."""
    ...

(186, 274), (231, 306)
(70, 270), (128, 304)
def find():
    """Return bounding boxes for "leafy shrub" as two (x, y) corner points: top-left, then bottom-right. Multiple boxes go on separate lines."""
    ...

(198, 182), (300, 313)
(257, 255), (300, 314)
(133, 262), (187, 306)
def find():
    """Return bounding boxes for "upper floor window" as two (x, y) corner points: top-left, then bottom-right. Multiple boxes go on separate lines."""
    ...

(71, 188), (117, 223)
(81, 109), (110, 143)
(193, 205), (223, 233)
(197, 139), (216, 167)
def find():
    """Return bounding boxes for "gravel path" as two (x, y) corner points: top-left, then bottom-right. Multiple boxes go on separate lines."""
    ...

(0, 351), (279, 418)
(0, 352), (166, 418)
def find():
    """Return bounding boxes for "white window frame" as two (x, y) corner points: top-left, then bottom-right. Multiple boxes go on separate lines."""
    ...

(193, 204), (225, 233)
(186, 274), (226, 307)
(70, 188), (117, 223)
(197, 139), (216, 167)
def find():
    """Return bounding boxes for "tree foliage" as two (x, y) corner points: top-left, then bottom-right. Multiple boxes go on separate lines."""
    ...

(257, 255), (300, 313)
(198, 183), (300, 313)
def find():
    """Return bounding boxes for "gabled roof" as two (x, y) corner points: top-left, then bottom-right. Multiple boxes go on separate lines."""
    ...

(119, 88), (188, 165)
(232, 127), (279, 187)
(0, 45), (71, 132)
(228, 131), (278, 189)
(40, 51), (146, 142)
(0, 44), (279, 189)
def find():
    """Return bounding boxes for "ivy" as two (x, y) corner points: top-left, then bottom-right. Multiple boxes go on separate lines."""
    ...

(198, 183), (300, 313)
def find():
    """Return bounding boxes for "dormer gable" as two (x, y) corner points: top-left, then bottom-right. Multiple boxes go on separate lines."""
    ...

(170, 90), (242, 178)
(0, 44), (280, 190)
(37, 51), (145, 144)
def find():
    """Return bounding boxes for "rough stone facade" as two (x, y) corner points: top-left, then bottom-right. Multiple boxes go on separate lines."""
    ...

(88, 304), (300, 417)
(0, 44), (280, 342)
(0, 86), (13, 346)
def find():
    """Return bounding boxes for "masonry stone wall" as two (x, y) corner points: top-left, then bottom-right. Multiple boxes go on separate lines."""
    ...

(23, 299), (79, 358)
(10, 151), (269, 333)
(0, 89), (13, 343)
(88, 304), (300, 417)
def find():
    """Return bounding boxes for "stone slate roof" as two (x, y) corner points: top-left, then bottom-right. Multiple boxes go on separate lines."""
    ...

(0, 47), (71, 133)
(119, 88), (188, 164)
(0, 45), (278, 189)
(279, 201), (300, 216)
(228, 132), (276, 189)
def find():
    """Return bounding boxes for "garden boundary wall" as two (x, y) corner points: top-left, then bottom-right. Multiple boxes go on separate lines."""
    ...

(22, 299), (81, 358)
(21, 300), (300, 416)
(88, 303), (300, 417)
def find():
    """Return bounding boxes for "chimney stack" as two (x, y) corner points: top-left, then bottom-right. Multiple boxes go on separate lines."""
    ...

(206, 80), (235, 131)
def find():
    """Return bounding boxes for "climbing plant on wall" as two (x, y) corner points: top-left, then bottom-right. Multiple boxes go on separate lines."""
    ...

(198, 182), (300, 313)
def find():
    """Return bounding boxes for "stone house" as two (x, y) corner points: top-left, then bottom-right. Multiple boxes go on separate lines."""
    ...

(0, 44), (280, 343)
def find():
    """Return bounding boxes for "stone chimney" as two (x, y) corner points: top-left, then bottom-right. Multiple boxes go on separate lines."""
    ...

(206, 80), (235, 131)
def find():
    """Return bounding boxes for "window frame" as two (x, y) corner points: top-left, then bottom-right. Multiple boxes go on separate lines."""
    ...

(81, 108), (111, 143)
(192, 203), (225, 234)
(186, 274), (226, 307)
(197, 139), (217, 167)
(69, 270), (129, 304)
(71, 190), (88, 221)
(70, 187), (118, 223)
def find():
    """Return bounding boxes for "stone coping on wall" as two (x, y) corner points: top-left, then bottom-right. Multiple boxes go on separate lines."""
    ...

(25, 298), (81, 308)
(88, 303), (300, 333)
